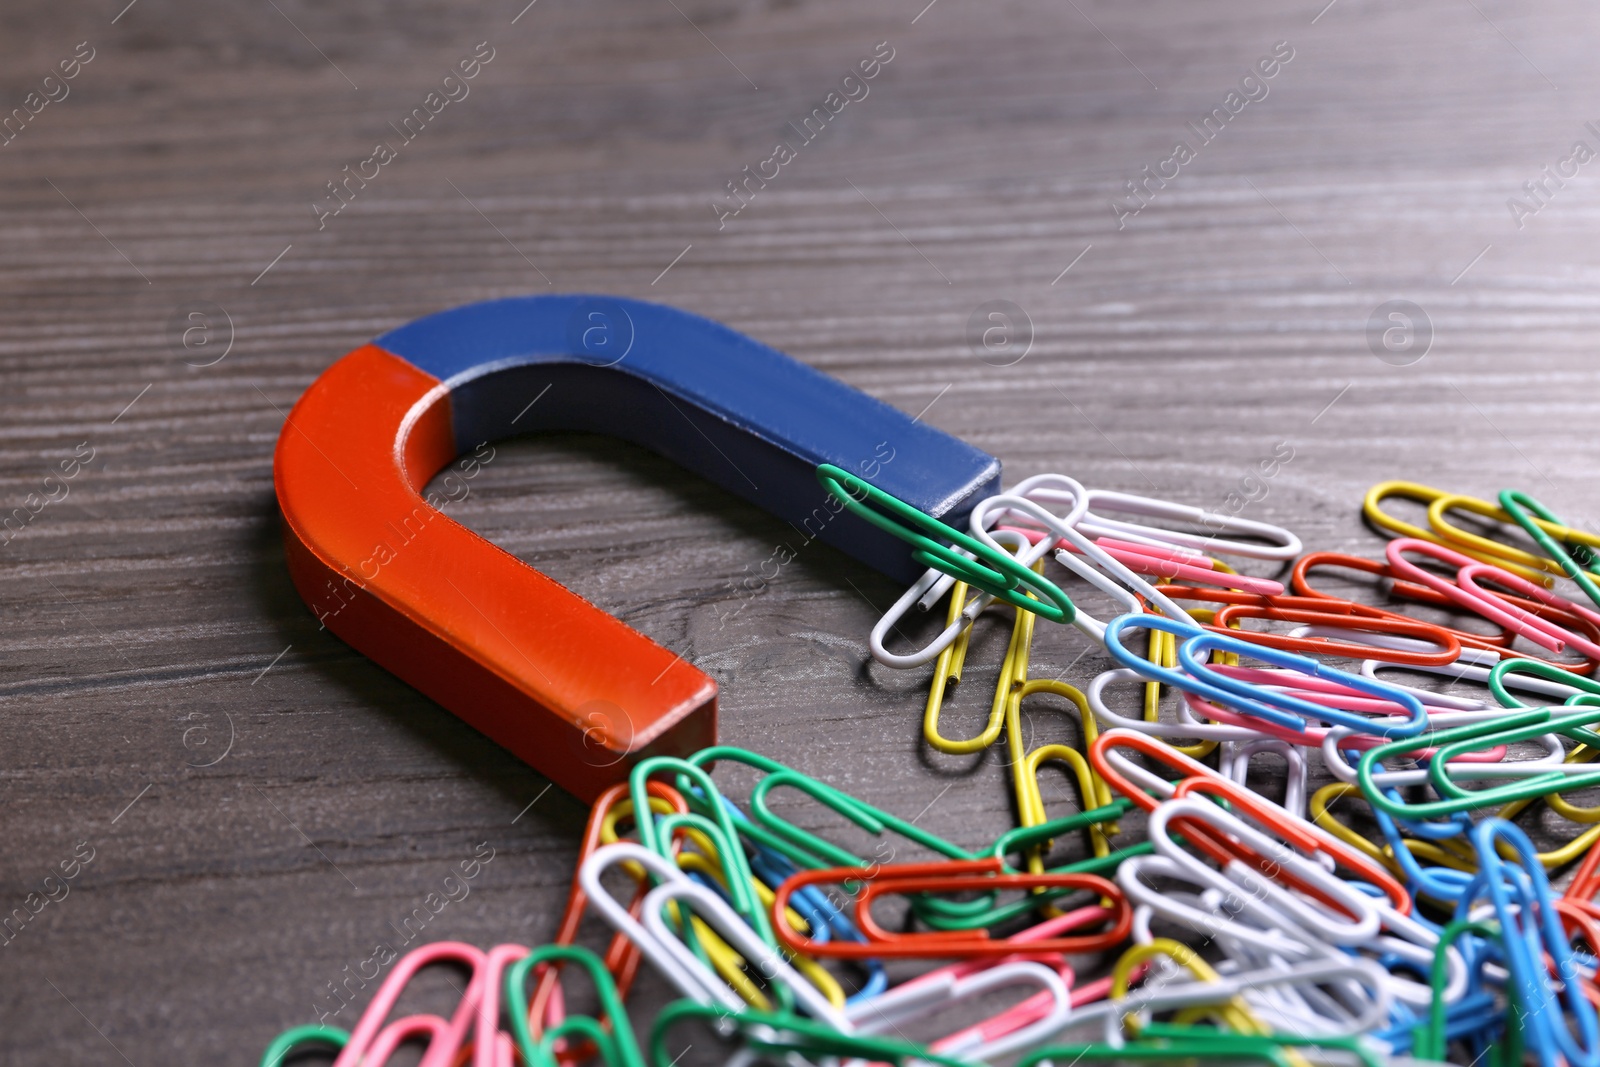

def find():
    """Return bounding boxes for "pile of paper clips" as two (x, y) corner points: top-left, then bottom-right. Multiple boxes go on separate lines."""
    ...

(263, 476), (1600, 1067)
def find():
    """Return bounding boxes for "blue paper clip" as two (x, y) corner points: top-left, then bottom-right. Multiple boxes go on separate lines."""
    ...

(1464, 819), (1599, 1067)
(1104, 613), (1428, 738)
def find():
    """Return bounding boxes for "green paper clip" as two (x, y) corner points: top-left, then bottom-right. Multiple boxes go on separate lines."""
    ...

(816, 463), (1076, 624)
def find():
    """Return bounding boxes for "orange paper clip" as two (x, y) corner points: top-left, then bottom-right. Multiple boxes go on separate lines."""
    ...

(771, 858), (1130, 959)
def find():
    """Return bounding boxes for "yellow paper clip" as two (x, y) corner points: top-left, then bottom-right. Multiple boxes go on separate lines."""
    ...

(923, 579), (1033, 754)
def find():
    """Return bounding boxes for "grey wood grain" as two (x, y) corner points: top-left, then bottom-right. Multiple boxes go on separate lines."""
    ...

(3, 0), (1599, 1061)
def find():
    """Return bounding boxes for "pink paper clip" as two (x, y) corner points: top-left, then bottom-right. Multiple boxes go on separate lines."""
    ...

(1386, 538), (1588, 656)
(362, 1016), (454, 1066)
(474, 944), (531, 1067)
(333, 941), (487, 1067)
(1455, 561), (1600, 660)
(999, 524), (1285, 595)
(1093, 536), (1216, 569)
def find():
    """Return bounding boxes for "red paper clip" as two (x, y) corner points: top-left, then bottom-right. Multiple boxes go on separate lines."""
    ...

(1160, 584), (1463, 667)
(1294, 550), (1600, 671)
(772, 859), (1130, 959)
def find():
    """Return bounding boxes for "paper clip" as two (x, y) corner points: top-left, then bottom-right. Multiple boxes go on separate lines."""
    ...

(870, 530), (1044, 670)
(1463, 819), (1600, 1067)
(361, 1016), (457, 1067)
(1292, 549), (1526, 660)
(580, 842), (809, 1016)
(738, 762), (976, 868)
(865, 479), (1157, 651)
(1488, 657), (1600, 715)
(647, 999), (971, 1067)
(1009, 526), (1286, 596)
(1116, 939), (1396, 1044)
(846, 959), (1073, 1060)
(869, 474), (1090, 669)
(1078, 488), (1302, 562)
(578, 842), (738, 1011)
(1208, 600), (1462, 667)
(259, 1026), (348, 1067)
(923, 573), (1036, 754)
(1016, 1027), (1385, 1067)
(967, 488), (1199, 636)
(1159, 583), (1464, 667)
(464, 943), (531, 1067)
(522, 781), (687, 1059)
(916, 806), (1152, 932)
(1105, 939), (1273, 1039)
(1189, 670), (1474, 761)
(1176, 774), (1416, 918)
(1137, 619), (1218, 759)
(1219, 738), (1309, 819)
(1326, 721), (1600, 877)
(1456, 559), (1600, 660)
(771, 858), (1130, 958)
(1429, 488), (1600, 586)
(1010, 678), (1119, 865)
(1089, 725), (1236, 812)
(1145, 797), (1381, 947)
(1086, 666), (1252, 746)
(626, 757), (775, 952)
(1176, 630), (1428, 739)
(1090, 729), (1412, 915)
(1499, 489), (1600, 609)
(1357, 704), (1600, 820)
(1410, 919), (1512, 1063)
(504, 945), (643, 1067)
(603, 782), (867, 1006)
(734, 835), (889, 1003)
(1309, 782), (1465, 883)
(652, 825), (847, 1010)
(1386, 537), (1600, 660)
(817, 463), (1077, 625)
(870, 567), (980, 670)
(682, 746), (1023, 934)
(1565, 823), (1600, 920)
(865, 475), (1271, 666)
(601, 810), (787, 1011)
(925, 557), (1119, 862)
(1103, 613), (1428, 739)
(1059, 952), (1392, 1049)
(331, 941), (486, 1067)
(639, 876), (848, 1027)
(1363, 480), (1556, 584)
(867, 906), (1123, 1049)
(1330, 713), (1573, 795)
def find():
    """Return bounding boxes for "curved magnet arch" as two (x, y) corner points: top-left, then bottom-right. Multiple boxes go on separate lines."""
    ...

(274, 294), (1000, 800)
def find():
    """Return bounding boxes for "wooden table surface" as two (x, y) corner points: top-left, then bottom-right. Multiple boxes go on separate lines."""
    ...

(5, 0), (1600, 1061)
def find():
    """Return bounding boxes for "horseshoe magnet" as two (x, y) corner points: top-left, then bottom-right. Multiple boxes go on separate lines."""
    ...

(273, 294), (1000, 800)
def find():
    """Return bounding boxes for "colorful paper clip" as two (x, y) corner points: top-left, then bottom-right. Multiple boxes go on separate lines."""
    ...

(259, 471), (1600, 1067)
